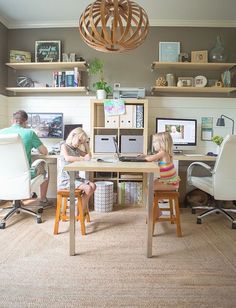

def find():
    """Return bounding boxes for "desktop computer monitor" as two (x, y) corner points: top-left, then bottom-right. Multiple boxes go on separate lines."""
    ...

(156, 117), (197, 153)
(27, 112), (63, 138)
(63, 124), (83, 140)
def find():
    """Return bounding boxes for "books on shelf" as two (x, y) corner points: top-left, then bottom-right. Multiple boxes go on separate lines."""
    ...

(118, 181), (143, 205)
(52, 68), (81, 87)
(105, 104), (144, 128)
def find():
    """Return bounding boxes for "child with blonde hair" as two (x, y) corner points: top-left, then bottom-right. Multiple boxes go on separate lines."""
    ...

(145, 132), (180, 190)
(145, 132), (180, 218)
(57, 127), (96, 213)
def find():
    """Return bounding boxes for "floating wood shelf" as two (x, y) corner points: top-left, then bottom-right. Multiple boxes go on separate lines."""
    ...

(151, 86), (236, 94)
(6, 61), (87, 70)
(6, 86), (88, 93)
(151, 61), (236, 71)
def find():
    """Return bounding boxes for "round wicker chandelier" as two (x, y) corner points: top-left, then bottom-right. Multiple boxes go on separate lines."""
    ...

(79, 0), (149, 53)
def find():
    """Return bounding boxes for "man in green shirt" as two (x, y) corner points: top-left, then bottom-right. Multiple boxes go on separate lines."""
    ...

(0, 110), (51, 206)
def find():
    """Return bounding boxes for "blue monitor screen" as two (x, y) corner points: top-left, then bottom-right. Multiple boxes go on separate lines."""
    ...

(27, 112), (63, 138)
(156, 117), (197, 146)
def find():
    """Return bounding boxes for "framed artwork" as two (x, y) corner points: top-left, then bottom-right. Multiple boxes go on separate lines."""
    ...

(159, 42), (180, 62)
(177, 77), (194, 87)
(27, 112), (63, 138)
(10, 50), (31, 63)
(194, 75), (208, 87)
(35, 40), (61, 62)
(191, 50), (208, 63)
(201, 117), (213, 141)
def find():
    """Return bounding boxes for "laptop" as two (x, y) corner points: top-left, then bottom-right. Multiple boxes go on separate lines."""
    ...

(113, 138), (147, 162)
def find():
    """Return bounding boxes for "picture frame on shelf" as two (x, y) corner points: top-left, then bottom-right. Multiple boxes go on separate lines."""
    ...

(177, 77), (194, 87)
(194, 75), (208, 87)
(10, 50), (31, 63)
(35, 40), (61, 62)
(191, 50), (208, 63)
(159, 42), (180, 62)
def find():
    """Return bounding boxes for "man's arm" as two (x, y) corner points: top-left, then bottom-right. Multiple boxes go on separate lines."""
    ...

(38, 144), (48, 155)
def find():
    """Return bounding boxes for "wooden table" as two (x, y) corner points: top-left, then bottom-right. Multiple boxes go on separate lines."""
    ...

(64, 160), (159, 257)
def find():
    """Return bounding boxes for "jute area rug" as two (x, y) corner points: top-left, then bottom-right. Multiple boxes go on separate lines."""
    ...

(0, 203), (236, 308)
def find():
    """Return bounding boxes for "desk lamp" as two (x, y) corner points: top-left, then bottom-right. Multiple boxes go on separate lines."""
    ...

(216, 114), (235, 135)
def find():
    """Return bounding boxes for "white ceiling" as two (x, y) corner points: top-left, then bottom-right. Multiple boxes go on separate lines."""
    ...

(0, 0), (236, 29)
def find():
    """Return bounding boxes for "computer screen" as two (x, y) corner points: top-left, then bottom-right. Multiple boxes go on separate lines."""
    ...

(27, 112), (63, 138)
(156, 117), (197, 151)
(63, 124), (83, 140)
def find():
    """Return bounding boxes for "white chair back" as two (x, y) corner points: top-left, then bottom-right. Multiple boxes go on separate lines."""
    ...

(0, 134), (31, 200)
(213, 134), (236, 200)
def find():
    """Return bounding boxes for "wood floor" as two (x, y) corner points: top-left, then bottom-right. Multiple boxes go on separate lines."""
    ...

(0, 203), (236, 307)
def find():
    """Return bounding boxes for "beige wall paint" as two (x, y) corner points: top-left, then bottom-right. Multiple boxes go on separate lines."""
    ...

(0, 22), (8, 95)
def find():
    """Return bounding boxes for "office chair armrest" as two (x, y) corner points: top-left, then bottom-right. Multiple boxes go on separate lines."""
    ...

(31, 158), (47, 168)
(187, 162), (213, 184)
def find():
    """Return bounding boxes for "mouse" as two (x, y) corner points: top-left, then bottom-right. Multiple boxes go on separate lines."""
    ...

(97, 158), (104, 162)
(206, 152), (217, 156)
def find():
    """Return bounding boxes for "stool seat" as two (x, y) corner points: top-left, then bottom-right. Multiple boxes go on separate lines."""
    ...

(153, 190), (182, 237)
(54, 189), (90, 236)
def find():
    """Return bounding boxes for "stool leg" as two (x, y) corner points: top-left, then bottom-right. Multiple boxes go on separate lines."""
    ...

(54, 194), (62, 235)
(174, 195), (182, 237)
(85, 205), (90, 223)
(169, 198), (174, 224)
(77, 196), (86, 236)
(152, 193), (158, 235)
(62, 196), (68, 219)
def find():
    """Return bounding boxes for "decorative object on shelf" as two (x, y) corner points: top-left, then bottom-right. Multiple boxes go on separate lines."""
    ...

(221, 70), (231, 87)
(104, 99), (125, 116)
(159, 42), (180, 62)
(201, 117), (213, 141)
(177, 77), (194, 87)
(191, 50), (208, 63)
(194, 75), (207, 87)
(216, 114), (235, 135)
(62, 53), (69, 62)
(35, 40), (61, 62)
(177, 79), (183, 87)
(79, 0), (149, 53)
(16, 76), (34, 87)
(209, 36), (227, 63)
(89, 58), (112, 99)
(10, 50), (31, 63)
(178, 52), (190, 62)
(155, 76), (167, 86)
(166, 74), (176, 86)
(207, 79), (218, 87)
(215, 80), (223, 87)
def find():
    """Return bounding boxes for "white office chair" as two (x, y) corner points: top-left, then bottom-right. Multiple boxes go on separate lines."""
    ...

(0, 134), (47, 229)
(187, 134), (236, 229)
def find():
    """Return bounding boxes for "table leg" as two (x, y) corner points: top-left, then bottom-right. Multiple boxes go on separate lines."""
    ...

(69, 171), (76, 256)
(146, 172), (154, 258)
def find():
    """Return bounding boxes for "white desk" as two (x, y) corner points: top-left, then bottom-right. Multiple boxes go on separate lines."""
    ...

(64, 160), (158, 257)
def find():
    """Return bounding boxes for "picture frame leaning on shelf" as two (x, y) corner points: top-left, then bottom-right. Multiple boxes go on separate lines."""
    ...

(35, 40), (61, 62)
(159, 42), (180, 62)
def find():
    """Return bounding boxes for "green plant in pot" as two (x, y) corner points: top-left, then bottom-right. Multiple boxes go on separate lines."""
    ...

(89, 58), (112, 99)
(212, 135), (223, 154)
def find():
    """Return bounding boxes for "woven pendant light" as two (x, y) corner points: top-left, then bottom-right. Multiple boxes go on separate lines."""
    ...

(79, 0), (149, 53)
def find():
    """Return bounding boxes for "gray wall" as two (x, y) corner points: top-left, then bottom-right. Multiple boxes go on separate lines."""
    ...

(0, 22), (8, 95)
(7, 26), (236, 96)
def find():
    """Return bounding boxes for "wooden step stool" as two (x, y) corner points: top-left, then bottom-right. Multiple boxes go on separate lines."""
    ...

(153, 190), (182, 237)
(54, 189), (90, 236)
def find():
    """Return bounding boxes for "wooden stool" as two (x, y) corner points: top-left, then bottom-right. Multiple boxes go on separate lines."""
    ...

(153, 190), (182, 237)
(53, 189), (90, 236)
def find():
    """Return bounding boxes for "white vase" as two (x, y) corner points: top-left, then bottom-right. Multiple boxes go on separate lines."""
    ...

(96, 89), (107, 99)
(216, 145), (220, 155)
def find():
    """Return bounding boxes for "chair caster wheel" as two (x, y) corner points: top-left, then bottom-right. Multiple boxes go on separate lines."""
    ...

(0, 222), (6, 229)
(191, 208), (196, 214)
(197, 218), (202, 224)
(16, 210), (20, 214)
(232, 222), (236, 229)
(37, 217), (42, 224)
(38, 208), (43, 214)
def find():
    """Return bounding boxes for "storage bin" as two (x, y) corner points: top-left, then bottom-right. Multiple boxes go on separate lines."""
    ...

(94, 135), (116, 153)
(121, 135), (143, 153)
(94, 181), (114, 212)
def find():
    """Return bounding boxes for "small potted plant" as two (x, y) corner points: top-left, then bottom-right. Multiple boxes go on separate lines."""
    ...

(89, 58), (112, 99)
(212, 135), (223, 154)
